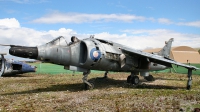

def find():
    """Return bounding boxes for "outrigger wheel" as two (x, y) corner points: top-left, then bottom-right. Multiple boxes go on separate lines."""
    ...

(187, 69), (192, 90)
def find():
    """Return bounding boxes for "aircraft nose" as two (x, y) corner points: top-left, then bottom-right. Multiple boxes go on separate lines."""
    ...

(33, 66), (37, 72)
(9, 46), (38, 59)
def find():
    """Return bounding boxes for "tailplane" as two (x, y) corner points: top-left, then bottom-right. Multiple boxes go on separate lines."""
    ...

(157, 38), (174, 59)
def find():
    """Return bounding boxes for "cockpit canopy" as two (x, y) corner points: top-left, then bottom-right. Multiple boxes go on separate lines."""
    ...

(47, 36), (68, 46)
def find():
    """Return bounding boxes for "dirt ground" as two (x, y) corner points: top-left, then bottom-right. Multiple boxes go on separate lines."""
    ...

(0, 73), (200, 112)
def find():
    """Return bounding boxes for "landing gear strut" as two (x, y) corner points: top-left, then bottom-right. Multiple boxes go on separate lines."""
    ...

(82, 70), (94, 90)
(127, 72), (140, 85)
(187, 69), (192, 90)
(104, 71), (108, 78)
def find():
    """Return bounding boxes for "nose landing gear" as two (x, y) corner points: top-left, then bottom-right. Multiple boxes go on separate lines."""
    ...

(82, 70), (94, 90)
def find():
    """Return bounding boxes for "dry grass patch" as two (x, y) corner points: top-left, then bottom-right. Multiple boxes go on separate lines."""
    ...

(0, 73), (200, 111)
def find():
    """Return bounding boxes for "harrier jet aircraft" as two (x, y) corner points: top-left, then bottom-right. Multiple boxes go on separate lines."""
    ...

(0, 53), (36, 76)
(5, 36), (198, 90)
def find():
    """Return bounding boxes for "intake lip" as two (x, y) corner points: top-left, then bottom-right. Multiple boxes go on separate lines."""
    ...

(9, 46), (38, 59)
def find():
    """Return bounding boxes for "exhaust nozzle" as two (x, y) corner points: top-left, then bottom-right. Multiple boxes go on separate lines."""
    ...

(9, 46), (38, 59)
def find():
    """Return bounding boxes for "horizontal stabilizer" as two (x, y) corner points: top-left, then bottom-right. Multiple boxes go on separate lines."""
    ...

(0, 44), (11, 46)
(0, 44), (25, 47)
(0, 53), (7, 55)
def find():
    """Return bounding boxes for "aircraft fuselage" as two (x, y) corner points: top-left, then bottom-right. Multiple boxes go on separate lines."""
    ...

(9, 36), (168, 73)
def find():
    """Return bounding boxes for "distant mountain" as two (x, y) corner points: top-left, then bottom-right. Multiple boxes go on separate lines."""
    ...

(194, 48), (200, 50)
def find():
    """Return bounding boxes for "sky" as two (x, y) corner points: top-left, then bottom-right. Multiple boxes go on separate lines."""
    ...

(0, 0), (200, 60)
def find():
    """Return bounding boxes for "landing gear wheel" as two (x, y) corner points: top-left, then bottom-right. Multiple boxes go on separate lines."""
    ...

(187, 78), (192, 90)
(131, 76), (139, 85)
(187, 85), (191, 90)
(144, 75), (155, 81)
(84, 83), (94, 90)
(104, 71), (108, 79)
(127, 75), (131, 83)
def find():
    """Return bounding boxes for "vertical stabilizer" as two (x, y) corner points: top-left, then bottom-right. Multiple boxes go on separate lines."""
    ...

(158, 38), (174, 58)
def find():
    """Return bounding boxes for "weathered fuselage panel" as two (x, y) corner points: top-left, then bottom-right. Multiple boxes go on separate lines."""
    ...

(36, 37), (167, 72)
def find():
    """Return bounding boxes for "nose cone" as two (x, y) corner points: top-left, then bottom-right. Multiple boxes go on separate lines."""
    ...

(9, 46), (38, 59)
(22, 65), (37, 72)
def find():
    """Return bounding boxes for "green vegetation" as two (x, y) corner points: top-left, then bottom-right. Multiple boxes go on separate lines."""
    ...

(30, 63), (105, 75)
(172, 64), (200, 75)
(154, 64), (200, 75)
(30, 62), (72, 74)
(30, 62), (200, 75)
(0, 73), (200, 111)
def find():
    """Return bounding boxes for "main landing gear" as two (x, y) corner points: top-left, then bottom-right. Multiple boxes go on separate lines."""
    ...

(127, 72), (155, 85)
(127, 72), (140, 85)
(82, 69), (193, 90)
(144, 74), (155, 81)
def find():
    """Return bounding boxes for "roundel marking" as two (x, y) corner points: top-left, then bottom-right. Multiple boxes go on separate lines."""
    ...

(90, 48), (101, 61)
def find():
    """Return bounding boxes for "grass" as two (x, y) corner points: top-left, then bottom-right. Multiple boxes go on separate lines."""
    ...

(30, 63), (73, 74)
(171, 64), (200, 75)
(29, 63), (105, 75)
(30, 62), (200, 75)
(0, 72), (200, 112)
(154, 64), (200, 75)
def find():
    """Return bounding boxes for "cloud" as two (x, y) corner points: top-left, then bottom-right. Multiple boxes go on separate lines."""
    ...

(32, 12), (147, 24)
(32, 12), (200, 29)
(0, 18), (20, 28)
(0, 27), (77, 46)
(177, 21), (200, 27)
(1, 18), (200, 49)
(157, 18), (200, 27)
(1, 18), (200, 60)
(157, 18), (200, 28)
(121, 29), (200, 49)
(158, 18), (173, 24)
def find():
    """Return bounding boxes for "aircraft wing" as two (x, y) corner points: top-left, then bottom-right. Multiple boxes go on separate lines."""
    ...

(120, 47), (198, 70)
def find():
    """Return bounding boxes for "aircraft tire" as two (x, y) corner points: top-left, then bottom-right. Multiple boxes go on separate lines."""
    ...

(187, 85), (191, 90)
(131, 76), (139, 85)
(144, 75), (155, 81)
(127, 75), (131, 83)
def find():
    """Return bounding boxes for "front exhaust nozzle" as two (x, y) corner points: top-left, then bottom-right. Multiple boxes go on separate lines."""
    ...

(9, 46), (38, 59)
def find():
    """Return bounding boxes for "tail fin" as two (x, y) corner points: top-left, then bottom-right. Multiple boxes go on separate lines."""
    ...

(158, 38), (174, 58)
